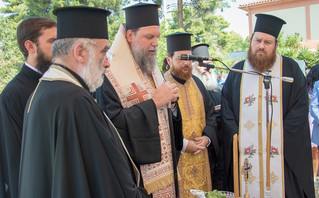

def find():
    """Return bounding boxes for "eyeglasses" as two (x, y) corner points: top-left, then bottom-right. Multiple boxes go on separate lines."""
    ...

(106, 51), (114, 61)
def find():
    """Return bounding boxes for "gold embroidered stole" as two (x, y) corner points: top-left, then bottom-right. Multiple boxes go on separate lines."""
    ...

(34, 65), (141, 186)
(164, 72), (212, 198)
(105, 24), (175, 196)
(239, 54), (284, 198)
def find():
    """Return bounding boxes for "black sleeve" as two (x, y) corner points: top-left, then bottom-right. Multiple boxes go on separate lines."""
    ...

(95, 75), (161, 165)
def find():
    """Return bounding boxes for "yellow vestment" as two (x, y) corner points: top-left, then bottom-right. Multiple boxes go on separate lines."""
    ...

(165, 72), (212, 197)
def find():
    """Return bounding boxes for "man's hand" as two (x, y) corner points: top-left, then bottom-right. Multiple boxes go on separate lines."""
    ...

(185, 140), (206, 155)
(194, 136), (209, 148)
(153, 81), (179, 108)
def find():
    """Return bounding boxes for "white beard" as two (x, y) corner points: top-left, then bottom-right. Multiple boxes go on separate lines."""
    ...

(192, 63), (219, 91)
(79, 53), (105, 92)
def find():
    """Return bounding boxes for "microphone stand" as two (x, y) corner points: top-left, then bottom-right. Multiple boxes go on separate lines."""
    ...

(263, 72), (272, 197)
(199, 61), (293, 197)
(198, 62), (293, 83)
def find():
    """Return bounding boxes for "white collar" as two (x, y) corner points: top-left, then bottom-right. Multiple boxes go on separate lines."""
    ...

(25, 62), (42, 74)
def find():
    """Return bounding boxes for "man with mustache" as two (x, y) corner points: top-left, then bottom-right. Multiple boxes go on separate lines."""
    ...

(222, 14), (314, 197)
(0, 17), (56, 198)
(164, 32), (218, 197)
(18, 6), (147, 198)
(95, 3), (182, 197)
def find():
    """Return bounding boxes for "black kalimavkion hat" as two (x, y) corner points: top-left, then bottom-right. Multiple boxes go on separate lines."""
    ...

(191, 43), (210, 57)
(254, 13), (286, 39)
(166, 32), (193, 53)
(123, 2), (160, 30)
(53, 6), (111, 39)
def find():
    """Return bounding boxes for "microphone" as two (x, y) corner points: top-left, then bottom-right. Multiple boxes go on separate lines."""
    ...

(180, 54), (218, 62)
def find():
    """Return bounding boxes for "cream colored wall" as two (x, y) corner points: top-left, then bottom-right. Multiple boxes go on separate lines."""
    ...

(310, 4), (319, 40)
(251, 7), (307, 41)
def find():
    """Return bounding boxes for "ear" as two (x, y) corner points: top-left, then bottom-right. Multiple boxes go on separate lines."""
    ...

(24, 40), (37, 54)
(275, 42), (279, 50)
(73, 42), (87, 64)
(166, 56), (172, 66)
(194, 61), (199, 68)
(126, 30), (134, 45)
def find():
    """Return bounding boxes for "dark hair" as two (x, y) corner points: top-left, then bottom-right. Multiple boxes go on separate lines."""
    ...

(17, 17), (56, 59)
(162, 58), (169, 73)
(167, 51), (174, 58)
(306, 64), (319, 91)
(124, 23), (139, 34)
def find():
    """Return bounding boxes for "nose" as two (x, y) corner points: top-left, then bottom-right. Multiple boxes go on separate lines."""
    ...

(184, 60), (192, 67)
(152, 38), (158, 47)
(259, 41), (265, 49)
(104, 56), (110, 68)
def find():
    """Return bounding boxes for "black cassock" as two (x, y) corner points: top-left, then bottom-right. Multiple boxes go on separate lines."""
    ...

(19, 66), (147, 198)
(221, 56), (314, 197)
(0, 65), (42, 198)
(95, 75), (183, 190)
(207, 84), (222, 111)
(207, 84), (222, 129)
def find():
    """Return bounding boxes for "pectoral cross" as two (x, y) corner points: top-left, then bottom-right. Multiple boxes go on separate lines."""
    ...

(244, 158), (252, 181)
(243, 158), (251, 198)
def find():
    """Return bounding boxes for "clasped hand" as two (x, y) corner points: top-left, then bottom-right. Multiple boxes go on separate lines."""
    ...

(185, 136), (209, 155)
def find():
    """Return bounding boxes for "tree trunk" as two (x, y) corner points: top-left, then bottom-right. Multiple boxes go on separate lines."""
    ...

(178, 0), (183, 29)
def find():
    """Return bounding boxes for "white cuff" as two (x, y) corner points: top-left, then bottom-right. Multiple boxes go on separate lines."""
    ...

(204, 136), (211, 147)
(181, 138), (188, 154)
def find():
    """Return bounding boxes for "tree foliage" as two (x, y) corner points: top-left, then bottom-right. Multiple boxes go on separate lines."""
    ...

(0, 17), (22, 92)
(158, 0), (245, 70)
(1, 0), (317, 93)
(0, 0), (126, 93)
(277, 32), (302, 59)
(0, 0), (246, 92)
(231, 32), (319, 71)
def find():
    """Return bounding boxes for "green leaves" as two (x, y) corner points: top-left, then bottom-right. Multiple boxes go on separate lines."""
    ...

(297, 47), (319, 69)
(0, 0), (126, 93)
(0, 17), (23, 93)
(1, 0), (317, 93)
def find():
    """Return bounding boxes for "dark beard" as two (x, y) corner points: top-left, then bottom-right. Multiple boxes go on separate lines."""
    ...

(170, 64), (193, 81)
(36, 48), (52, 73)
(247, 47), (276, 73)
(131, 42), (156, 75)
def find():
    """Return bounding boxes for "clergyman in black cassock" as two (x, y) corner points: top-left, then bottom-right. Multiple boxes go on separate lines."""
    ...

(95, 3), (182, 196)
(18, 6), (147, 198)
(0, 17), (57, 198)
(0, 65), (42, 198)
(221, 14), (314, 197)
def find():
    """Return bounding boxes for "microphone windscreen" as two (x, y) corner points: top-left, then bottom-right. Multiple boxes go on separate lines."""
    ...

(180, 54), (189, 60)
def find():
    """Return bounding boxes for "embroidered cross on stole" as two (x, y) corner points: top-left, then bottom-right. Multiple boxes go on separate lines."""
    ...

(105, 24), (175, 197)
